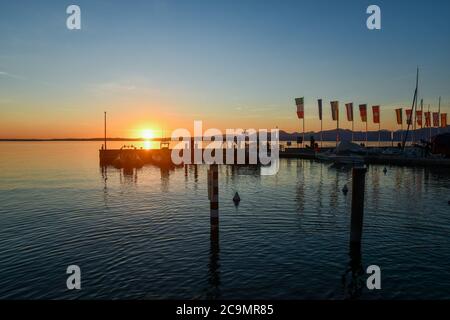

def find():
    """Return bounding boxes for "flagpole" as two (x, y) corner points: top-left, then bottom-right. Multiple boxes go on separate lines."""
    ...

(420, 99), (424, 141)
(336, 111), (339, 148)
(352, 118), (354, 142)
(428, 104), (431, 142)
(438, 96), (441, 135)
(321, 117), (323, 148)
(403, 67), (419, 150)
(378, 122), (381, 147)
(413, 81), (419, 143)
(412, 102), (419, 143)
(413, 69), (419, 144)
(299, 118), (302, 148)
(365, 120), (368, 145)
(303, 116), (305, 148)
(400, 121), (403, 144)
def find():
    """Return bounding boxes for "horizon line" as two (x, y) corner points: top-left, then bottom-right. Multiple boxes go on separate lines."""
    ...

(1, 126), (448, 142)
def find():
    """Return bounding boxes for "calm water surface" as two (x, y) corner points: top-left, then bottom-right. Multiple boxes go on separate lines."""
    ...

(0, 142), (449, 299)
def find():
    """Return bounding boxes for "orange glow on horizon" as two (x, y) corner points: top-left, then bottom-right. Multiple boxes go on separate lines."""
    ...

(141, 129), (156, 140)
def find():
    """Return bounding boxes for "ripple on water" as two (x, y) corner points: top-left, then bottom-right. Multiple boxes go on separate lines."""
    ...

(0, 142), (450, 299)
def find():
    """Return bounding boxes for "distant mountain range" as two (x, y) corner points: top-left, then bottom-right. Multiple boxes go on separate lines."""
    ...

(279, 127), (450, 142)
(1, 126), (449, 142)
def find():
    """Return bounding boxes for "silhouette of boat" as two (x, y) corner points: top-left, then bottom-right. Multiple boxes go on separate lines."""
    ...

(316, 141), (366, 165)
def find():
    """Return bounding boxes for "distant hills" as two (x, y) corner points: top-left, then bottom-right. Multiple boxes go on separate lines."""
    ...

(278, 127), (450, 142)
(1, 126), (449, 142)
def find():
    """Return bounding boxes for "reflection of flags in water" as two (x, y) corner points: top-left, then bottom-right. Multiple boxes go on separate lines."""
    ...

(372, 106), (380, 124)
(395, 108), (402, 125)
(345, 103), (354, 121)
(406, 109), (413, 125)
(359, 104), (367, 122)
(441, 113), (447, 128)
(416, 110), (423, 126)
(295, 97), (304, 119)
(433, 112), (440, 127)
(425, 112), (431, 127)
(318, 99), (323, 121)
(330, 101), (339, 121)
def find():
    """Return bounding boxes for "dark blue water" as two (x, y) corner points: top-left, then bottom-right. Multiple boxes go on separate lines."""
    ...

(0, 142), (449, 299)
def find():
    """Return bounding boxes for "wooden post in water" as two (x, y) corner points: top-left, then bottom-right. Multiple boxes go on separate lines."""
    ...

(350, 167), (367, 245)
(209, 164), (219, 225)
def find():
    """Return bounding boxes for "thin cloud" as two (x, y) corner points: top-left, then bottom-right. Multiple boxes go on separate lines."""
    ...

(0, 71), (25, 80)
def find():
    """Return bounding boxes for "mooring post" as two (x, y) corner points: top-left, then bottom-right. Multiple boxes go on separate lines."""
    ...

(209, 164), (219, 225)
(350, 166), (367, 245)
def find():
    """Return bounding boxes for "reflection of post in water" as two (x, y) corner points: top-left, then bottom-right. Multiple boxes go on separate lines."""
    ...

(342, 167), (367, 299)
(206, 163), (220, 298)
(101, 165), (108, 183)
(371, 166), (380, 209)
(317, 164), (324, 213)
(329, 170), (340, 211)
(342, 242), (364, 299)
(123, 166), (134, 176)
(208, 164), (219, 225)
(194, 164), (198, 183)
(207, 222), (220, 298)
(121, 167), (138, 185)
(160, 168), (169, 192)
(295, 165), (305, 213)
(101, 166), (109, 206)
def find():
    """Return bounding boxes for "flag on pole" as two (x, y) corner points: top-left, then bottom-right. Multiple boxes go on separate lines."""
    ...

(433, 112), (440, 127)
(441, 113), (447, 128)
(318, 99), (323, 121)
(425, 112), (431, 127)
(345, 103), (354, 121)
(416, 110), (423, 127)
(395, 108), (403, 125)
(406, 109), (413, 125)
(295, 97), (304, 119)
(331, 101), (339, 121)
(359, 104), (367, 122)
(372, 106), (380, 124)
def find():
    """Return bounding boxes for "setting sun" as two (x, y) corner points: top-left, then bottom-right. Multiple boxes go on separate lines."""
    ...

(141, 129), (155, 140)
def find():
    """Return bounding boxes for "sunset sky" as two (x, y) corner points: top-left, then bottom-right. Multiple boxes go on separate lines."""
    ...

(1, 0), (449, 139)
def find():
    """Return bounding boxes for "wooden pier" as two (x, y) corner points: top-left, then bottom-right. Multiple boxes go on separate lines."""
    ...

(99, 146), (450, 168)
(99, 146), (273, 168)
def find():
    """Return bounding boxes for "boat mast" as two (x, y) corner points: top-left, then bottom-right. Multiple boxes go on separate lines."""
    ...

(402, 67), (419, 150)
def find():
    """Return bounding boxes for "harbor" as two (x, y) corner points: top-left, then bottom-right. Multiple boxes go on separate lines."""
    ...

(99, 140), (450, 169)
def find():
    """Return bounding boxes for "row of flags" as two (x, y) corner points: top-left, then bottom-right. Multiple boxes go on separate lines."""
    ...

(296, 98), (381, 123)
(295, 97), (448, 128)
(396, 108), (447, 128)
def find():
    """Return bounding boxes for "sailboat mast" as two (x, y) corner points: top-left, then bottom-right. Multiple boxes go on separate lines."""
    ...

(402, 67), (419, 150)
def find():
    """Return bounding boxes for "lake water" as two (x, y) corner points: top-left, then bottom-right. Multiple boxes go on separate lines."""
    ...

(0, 141), (449, 299)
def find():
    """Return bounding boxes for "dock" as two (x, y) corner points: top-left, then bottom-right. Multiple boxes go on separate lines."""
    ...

(100, 146), (273, 168)
(99, 146), (450, 168)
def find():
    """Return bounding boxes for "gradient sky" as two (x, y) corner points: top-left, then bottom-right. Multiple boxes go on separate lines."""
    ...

(1, 0), (449, 138)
